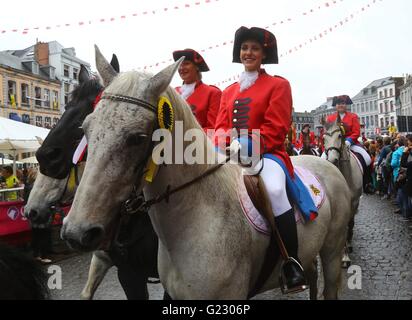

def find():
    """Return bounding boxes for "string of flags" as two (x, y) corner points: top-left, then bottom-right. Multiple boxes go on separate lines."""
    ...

(214, 0), (383, 87)
(0, 0), (221, 35)
(138, 0), (346, 70)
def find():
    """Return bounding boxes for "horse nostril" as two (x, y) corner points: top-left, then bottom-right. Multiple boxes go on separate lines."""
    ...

(80, 226), (104, 248)
(28, 209), (39, 221)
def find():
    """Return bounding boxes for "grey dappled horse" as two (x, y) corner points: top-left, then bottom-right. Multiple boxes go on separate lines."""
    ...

(61, 46), (352, 299)
(322, 117), (363, 268)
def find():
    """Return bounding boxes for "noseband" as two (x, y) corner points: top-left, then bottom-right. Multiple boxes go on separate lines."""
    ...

(324, 128), (344, 157)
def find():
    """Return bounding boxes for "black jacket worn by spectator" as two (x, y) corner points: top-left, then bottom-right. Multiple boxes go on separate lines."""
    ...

(400, 151), (412, 197)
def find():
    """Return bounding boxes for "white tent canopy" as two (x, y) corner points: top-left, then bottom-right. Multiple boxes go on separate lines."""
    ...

(0, 117), (50, 153)
(20, 156), (38, 164)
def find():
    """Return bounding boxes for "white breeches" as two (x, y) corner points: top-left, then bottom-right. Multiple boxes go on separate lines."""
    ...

(321, 145), (371, 166)
(258, 158), (292, 217)
(350, 145), (371, 166)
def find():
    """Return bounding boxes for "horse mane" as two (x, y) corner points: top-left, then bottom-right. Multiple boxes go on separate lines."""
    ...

(65, 78), (103, 110)
(0, 242), (50, 300)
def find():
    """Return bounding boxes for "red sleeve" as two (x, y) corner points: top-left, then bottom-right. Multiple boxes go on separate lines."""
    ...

(213, 89), (231, 148)
(349, 114), (360, 142)
(205, 87), (222, 130)
(259, 79), (292, 154)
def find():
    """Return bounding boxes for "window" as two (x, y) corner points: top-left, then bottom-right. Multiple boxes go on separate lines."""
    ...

(390, 100), (394, 112)
(35, 87), (42, 107)
(64, 64), (70, 77)
(366, 116), (370, 128)
(361, 103), (365, 113)
(64, 83), (70, 105)
(73, 68), (79, 80)
(380, 103), (383, 114)
(379, 91), (383, 99)
(375, 115), (378, 127)
(45, 117), (51, 128)
(384, 89), (388, 98)
(375, 101), (378, 111)
(384, 101), (389, 113)
(21, 83), (29, 105)
(8, 81), (17, 107)
(371, 115), (374, 127)
(369, 101), (373, 112)
(52, 90), (59, 110)
(390, 88), (393, 97)
(44, 89), (50, 108)
(35, 116), (43, 126)
(380, 118), (384, 128)
(22, 114), (30, 124)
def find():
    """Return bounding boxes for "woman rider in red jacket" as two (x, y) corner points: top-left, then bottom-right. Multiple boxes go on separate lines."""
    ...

(214, 26), (307, 293)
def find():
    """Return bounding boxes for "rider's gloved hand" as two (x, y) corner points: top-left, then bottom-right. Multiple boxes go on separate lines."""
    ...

(345, 140), (352, 148)
(227, 139), (241, 157)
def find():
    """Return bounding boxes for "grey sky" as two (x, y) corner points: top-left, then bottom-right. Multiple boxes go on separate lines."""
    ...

(0, 0), (410, 112)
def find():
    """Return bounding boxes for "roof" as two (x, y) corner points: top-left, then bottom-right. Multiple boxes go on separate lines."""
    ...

(352, 76), (403, 101)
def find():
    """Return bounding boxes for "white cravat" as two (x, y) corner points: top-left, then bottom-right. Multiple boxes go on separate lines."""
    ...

(180, 82), (196, 99)
(339, 112), (346, 120)
(239, 70), (259, 92)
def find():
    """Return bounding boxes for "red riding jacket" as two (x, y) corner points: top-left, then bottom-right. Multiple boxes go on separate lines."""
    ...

(326, 111), (360, 145)
(214, 69), (294, 176)
(176, 81), (222, 130)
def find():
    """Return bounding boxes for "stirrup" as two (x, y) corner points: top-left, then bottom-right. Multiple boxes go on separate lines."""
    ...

(279, 257), (308, 294)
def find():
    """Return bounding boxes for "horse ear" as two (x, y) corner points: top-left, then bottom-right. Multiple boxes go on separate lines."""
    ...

(78, 64), (90, 84)
(149, 57), (184, 97)
(336, 113), (341, 124)
(110, 54), (120, 73)
(320, 115), (325, 126)
(95, 45), (118, 86)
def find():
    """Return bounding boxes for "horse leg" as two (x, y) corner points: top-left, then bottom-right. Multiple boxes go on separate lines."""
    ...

(81, 250), (114, 300)
(117, 263), (149, 300)
(320, 245), (345, 300)
(306, 257), (319, 300)
(347, 216), (355, 253)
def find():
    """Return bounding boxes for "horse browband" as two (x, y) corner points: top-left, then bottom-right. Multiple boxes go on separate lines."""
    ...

(101, 94), (157, 114)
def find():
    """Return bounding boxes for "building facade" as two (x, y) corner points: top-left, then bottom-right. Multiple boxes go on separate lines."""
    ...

(351, 78), (382, 138)
(376, 77), (404, 134)
(3, 41), (91, 113)
(0, 52), (61, 128)
(399, 75), (412, 116)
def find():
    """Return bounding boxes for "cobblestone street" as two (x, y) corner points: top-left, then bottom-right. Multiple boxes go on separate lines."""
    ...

(50, 193), (412, 300)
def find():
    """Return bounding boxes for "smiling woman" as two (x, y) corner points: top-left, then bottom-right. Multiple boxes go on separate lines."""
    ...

(173, 48), (222, 131)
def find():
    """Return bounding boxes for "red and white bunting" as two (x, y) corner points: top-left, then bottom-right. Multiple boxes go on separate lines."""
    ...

(213, 0), (384, 88)
(1, 0), (221, 35)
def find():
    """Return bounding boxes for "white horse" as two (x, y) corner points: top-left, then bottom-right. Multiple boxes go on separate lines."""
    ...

(61, 46), (352, 299)
(322, 118), (363, 267)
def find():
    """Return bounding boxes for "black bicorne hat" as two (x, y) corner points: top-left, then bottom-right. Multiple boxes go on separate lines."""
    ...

(232, 26), (278, 64)
(173, 49), (209, 72)
(332, 95), (353, 106)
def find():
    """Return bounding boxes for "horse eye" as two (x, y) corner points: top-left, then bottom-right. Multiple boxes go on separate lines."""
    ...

(126, 133), (148, 147)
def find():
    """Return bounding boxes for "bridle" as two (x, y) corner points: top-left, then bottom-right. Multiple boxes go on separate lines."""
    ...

(323, 127), (349, 163)
(100, 93), (229, 215)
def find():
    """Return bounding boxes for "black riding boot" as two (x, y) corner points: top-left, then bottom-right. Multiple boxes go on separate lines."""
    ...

(363, 165), (374, 194)
(275, 209), (307, 294)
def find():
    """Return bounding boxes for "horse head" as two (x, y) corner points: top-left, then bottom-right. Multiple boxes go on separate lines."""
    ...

(322, 114), (347, 166)
(61, 45), (185, 251)
(25, 54), (119, 225)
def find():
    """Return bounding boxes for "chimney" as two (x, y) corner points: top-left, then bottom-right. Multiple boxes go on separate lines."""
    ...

(35, 42), (49, 66)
